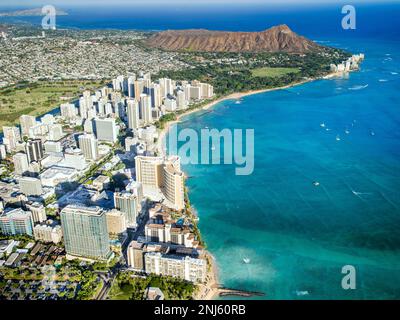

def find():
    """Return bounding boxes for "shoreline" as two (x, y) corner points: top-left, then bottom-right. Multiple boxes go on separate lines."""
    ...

(155, 75), (325, 157)
(155, 71), (348, 300)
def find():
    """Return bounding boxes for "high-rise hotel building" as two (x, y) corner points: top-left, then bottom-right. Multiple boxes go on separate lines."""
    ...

(13, 152), (29, 175)
(135, 156), (164, 188)
(127, 98), (140, 130)
(18, 176), (43, 196)
(19, 115), (37, 137)
(60, 205), (111, 261)
(2, 126), (21, 152)
(139, 94), (152, 125)
(25, 139), (44, 163)
(162, 159), (185, 211)
(135, 156), (185, 211)
(114, 191), (142, 228)
(78, 133), (99, 161)
(93, 117), (119, 143)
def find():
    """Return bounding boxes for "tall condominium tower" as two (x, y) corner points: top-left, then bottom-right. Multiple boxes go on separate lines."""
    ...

(139, 94), (152, 125)
(25, 139), (44, 163)
(134, 79), (145, 100)
(60, 103), (77, 120)
(79, 90), (93, 119)
(19, 115), (37, 137)
(149, 83), (162, 108)
(2, 126), (21, 152)
(78, 133), (99, 161)
(114, 191), (141, 227)
(127, 75), (136, 98)
(127, 99), (140, 130)
(93, 118), (119, 143)
(18, 176), (43, 196)
(60, 205), (111, 260)
(13, 152), (29, 175)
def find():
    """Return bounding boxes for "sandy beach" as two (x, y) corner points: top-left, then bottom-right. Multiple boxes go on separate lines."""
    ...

(194, 252), (221, 300)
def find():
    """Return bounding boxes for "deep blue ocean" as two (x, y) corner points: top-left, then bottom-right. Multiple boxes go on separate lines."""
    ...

(1, 2), (400, 299)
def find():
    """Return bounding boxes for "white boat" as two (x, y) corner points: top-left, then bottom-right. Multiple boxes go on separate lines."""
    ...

(370, 131), (376, 136)
(345, 129), (350, 134)
(243, 258), (251, 264)
(313, 181), (320, 186)
(336, 135), (341, 141)
(295, 290), (310, 296)
(320, 123), (326, 128)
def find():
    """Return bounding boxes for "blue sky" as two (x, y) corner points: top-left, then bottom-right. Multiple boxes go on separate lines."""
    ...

(1, 0), (398, 7)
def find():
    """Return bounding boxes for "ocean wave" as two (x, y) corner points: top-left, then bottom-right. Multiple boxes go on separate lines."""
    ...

(348, 84), (369, 91)
(379, 79), (388, 82)
(391, 72), (398, 75)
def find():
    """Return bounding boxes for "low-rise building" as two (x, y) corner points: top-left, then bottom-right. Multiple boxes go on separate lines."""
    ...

(145, 213), (198, 248)
(40, 166), (78, 188)
(144, 251), (206, 283)
(33, 220), (63, 244)
(127, 240), (206, 283)
(0, 239), (18, 258)
(92, 175), (110, 192)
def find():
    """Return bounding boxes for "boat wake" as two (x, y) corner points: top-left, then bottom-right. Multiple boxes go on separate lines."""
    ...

(348, 84), (369, 91)
(352, 190), (372, 197)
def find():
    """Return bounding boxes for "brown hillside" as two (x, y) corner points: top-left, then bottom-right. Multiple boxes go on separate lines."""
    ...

(146, 25), (322, 53)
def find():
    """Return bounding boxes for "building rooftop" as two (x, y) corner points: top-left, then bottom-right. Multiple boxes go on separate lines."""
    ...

(93, 175), (110, 185)
(61, 204), (104, 217)
(1, 208), (31, 220)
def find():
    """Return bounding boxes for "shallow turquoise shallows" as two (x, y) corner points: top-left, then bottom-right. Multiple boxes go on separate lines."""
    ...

(167, 38), (400, 299)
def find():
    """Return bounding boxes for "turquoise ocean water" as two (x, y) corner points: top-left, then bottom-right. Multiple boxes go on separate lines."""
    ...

(168, 37), (400, 299)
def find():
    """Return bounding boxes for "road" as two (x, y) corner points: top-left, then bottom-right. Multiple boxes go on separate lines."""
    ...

(95, 273), (111, 300)
(94, 202), (150, 300)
